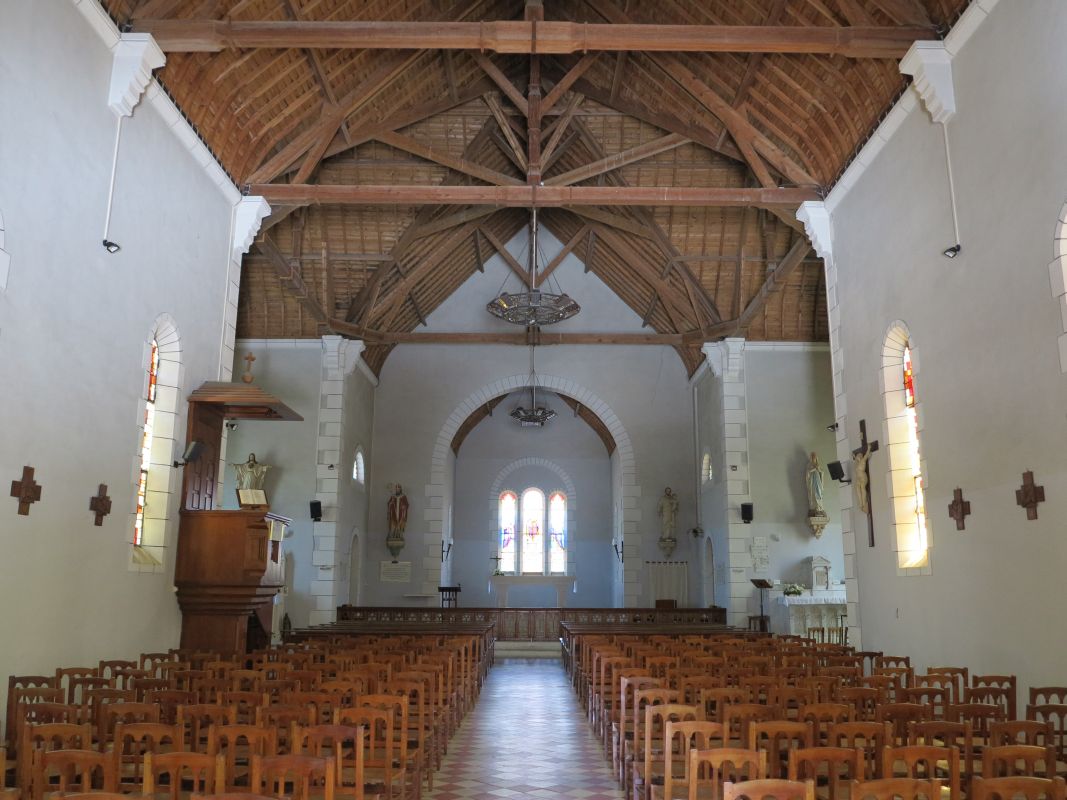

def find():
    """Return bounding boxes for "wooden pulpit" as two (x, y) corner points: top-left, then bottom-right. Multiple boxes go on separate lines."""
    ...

(174, 382), (302, 654)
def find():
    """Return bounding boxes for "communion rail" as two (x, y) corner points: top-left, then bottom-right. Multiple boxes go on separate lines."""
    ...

(335, 605), (728, 642)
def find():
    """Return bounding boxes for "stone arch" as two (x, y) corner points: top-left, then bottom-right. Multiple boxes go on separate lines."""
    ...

(427, 373), (640, 606)
(1050, 204), (1067, 371)
(131, 313), (184, 571)
(879, 320), (931, 575)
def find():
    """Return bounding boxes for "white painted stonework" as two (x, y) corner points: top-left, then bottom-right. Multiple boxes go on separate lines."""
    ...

(108, 34), (165, 118)
(0, 210), (9, 291)
(232, 196), (272, 264)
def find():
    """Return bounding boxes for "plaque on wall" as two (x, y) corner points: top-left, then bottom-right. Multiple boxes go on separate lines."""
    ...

(380, 561), (412, 583)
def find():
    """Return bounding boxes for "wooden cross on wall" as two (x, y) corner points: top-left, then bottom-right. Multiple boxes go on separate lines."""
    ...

(947, 487), (971, 530)
(1016, 470), (1045, 520)
(852, 419), (880, 547)
(10, 465), (42, 516)
(89, 484), (112, 526)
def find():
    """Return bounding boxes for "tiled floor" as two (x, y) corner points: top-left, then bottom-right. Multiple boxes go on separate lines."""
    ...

(427, 658), (624, 800)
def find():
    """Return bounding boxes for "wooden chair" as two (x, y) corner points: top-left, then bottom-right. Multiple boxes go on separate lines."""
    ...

(636, 704), (703, 800)
(830, 721), (893, 779)
(991, 721), (1056, 750)
(799, 704), (853, 746)
(949, 703), (1007, 743)
(99, 701), (160, 743)
(900, 688), (949, 721)
(355, 694), (417, 800)
(983, 745), (1057, 779)
(748, 721), (814, 779)
(112, 722), (183, 792)
(837, 688), (881, 721)
(251, 754), (335, 800)
(722, 778), (814, 800)
(177, 704), (236, 753)
(882, 744), (962, 800)
(851, 778), (941, 800)
(1030, 692), (1067, 708)
(144, 751), (224, 800)
(878, 704), (933, 747)
(53, 670), (97, 706)
(337, 706), (403, 800)
(292, 724), (365, 799)
(31, 748), (117, 800)
(626, 688), (679, 796)
(17, 722), (92, 796)
(701, 689), (747, 724)
(970, 776), (1067, 800)
(687, 749), (768, 800)
(787, 746), (865, 800)
(652, 721), (728, 800)
(7, 677), (57, 750)
(207, 724), (277, 792)
(145, 690), (197, 725)
(927, 669), (970, 706)
(255, 704), (313, 754)
(1027, 706), (1067, 765)
(616, 676), (660, 784)
(723, 704), (782, 749)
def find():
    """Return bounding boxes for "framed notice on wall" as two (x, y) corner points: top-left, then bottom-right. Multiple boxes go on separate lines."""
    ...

(380, 561), (412, 583)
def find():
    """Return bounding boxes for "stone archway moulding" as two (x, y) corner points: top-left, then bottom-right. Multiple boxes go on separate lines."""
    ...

(425, 373), (641, 606)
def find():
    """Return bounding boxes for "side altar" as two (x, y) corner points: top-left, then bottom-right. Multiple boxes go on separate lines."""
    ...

(767, 556), (846, 636)
(175, 382), (301, 654)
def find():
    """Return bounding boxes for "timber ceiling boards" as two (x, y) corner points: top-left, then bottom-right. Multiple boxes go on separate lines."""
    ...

(106, 0), (968, 375)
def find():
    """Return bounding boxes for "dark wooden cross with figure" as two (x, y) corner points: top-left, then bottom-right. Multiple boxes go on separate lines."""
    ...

(1016, 470), (1045, 521)
(10, 465), (42, 516)
(89, 484), (112, 526)
(852, 420), (880, 547)
(948, 487), (971, 530)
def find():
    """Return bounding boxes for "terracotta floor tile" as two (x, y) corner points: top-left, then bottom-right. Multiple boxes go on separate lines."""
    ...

(427, 660), (623, 800)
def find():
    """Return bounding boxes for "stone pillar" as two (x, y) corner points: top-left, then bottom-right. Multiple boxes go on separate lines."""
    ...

(703, 338), (752, 628)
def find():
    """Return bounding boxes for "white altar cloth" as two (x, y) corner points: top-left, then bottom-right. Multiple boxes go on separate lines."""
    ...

(776, 591), (846, 606)
(489, 574), (576, 608)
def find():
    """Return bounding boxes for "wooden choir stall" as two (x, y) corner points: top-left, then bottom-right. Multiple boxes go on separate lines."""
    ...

(174, 382), (301, 654)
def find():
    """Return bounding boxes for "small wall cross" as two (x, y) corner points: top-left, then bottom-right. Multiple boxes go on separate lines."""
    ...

(1016, 470), (1045, 521)
(89, 484), (112, 526)
(10, 465), (42, 516)
(947, 487), (971, 531)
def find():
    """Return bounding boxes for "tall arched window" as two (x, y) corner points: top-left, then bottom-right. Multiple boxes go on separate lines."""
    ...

(498, 490), (517, 573)
(521, 488), (545, 574)
(497, 488), (567, 575)
(881, 323), (930, 573)
(352, 448), (365, 484)
(133, 339), (159, 546)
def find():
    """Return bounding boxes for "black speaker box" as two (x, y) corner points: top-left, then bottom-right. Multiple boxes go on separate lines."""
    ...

(310, 500), (323, 521)
(741, 502), (753, 523)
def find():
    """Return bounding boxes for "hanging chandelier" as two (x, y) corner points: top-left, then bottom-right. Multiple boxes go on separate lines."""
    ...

(511, 345), (556, 427)
(487, 208), (580, 326)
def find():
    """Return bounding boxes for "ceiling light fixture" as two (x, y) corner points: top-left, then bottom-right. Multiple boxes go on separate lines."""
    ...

(942, 244), (961, 259)
(510, 344), (556, 428)
(487, 208), (580, 326)
(102, 239), (121, 254)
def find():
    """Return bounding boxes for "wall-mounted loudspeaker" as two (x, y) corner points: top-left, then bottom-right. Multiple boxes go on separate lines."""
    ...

(741, 502), (753, 524)
(827, 460), (849, 483)
(310, 500), (322, 522)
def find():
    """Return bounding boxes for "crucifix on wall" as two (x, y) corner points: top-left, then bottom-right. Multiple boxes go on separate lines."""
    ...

(852, 419), (880, 547)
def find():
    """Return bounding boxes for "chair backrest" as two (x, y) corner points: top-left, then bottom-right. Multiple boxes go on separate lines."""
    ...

(836, 687), (880, 721)
(688, 748), (768, 800)
(207, 724), (278, 791)
(748, 721), (814, 778)
(1029, 689), (1067, 707)
(982, 745), (1057, 779)
(1026, 705), (1067, 759)
(722, 778), (815, 800)
(32, 748), (118, 800)
(787, 746), (864, 800)
(798, 703), (853, 745)
(876, 704), (932, 746)
(250, 754), (336, 800)
(292, 723), (364, 798)
(177, 704), (237, 751)
(991, 721), (1056, 750)
(100, 701), (160, 742)
(971, 776), (1067, 800)
(851, 778), (942, 800)
(18, 722), (93, 795)
(830, 721), (893, 779)
(882, 745), (961, 800)
(144, 751), (224, 800)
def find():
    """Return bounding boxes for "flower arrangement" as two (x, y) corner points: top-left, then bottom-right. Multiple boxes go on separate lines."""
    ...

(782, 583), (806, 596)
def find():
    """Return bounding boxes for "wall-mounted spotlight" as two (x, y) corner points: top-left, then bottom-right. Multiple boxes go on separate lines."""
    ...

(826, 422), (839, 432)
(224, 421), (238, 431)
(173, 440), (203, 468)
(943, 244), (961, 259)
(102, 239), (121, 254)
(441, 540), (453, 562)
(613, 541), (624, 563)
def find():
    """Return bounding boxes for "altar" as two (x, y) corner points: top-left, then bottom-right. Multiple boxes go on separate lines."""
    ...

(769, 589), (847, 635)
(489, 574), (576, 608)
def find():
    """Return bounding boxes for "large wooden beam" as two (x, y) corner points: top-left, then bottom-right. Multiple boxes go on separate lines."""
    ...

(374, 130), (523, 186)
(545, 132), (688, 186)
(254, 234), (329, 324)
(360, 330), (687, 345)
(734, 236), (811, 331)
(136, 19), (931, 58)
(249, 184), (818, 208)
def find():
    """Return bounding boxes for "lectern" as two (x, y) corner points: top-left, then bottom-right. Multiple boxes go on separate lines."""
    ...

(174, 382), (301, 654)
(750, 578), (773, 633)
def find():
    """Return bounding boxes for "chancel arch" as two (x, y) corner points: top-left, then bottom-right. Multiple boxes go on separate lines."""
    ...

(430, 372), (640, 606)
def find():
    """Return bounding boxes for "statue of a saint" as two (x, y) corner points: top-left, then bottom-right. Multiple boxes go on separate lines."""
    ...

(805, 452), (825, 514)
(233, 453), (271, 490)
(387, 484), (409, 536)
(657, 487), (679, 540)
(853, 446), (872, 515)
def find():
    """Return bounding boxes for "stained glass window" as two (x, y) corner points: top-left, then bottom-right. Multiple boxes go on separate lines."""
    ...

(548, 491), (566, 574)
(499, 491), (517, 573)
(902, 344), (928, 567)
(134, 340), (159, 547)
(521, 488), (545, 574)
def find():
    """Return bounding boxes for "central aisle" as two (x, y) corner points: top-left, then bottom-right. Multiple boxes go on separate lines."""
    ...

(428, 658), (624, 800)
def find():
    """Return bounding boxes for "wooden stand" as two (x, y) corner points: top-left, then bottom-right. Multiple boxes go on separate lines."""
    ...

(750, 578), (772, 633)
(174, 382), (302, 654)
